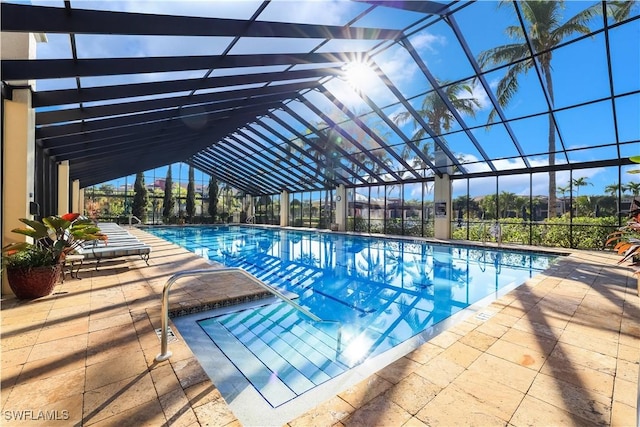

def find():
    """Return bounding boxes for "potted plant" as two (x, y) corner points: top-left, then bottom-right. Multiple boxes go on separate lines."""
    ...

(605, 197), (640, 295)
(1, 213), (106, 299)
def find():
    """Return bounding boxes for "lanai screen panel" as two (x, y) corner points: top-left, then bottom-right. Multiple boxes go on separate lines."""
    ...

(1, 0), (638, 192)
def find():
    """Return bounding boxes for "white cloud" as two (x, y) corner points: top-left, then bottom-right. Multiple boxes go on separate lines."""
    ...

(468, 80), (491, 110)
(411, 32), (446, 52)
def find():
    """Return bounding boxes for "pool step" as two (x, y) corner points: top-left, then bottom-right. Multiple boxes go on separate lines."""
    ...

(198, 302), (348, 408)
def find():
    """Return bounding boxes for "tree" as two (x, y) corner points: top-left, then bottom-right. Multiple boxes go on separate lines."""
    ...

(572, 177), (592, 197)
(162, 166), (175, 220)
(479, 194), (498, 220)
(557, 184), (571, 214)
(98, 183), (116, 195)
(624, 181), (640, 196)
(498, 191), (517, 218)
(186, 165), (196, 222)
(604, 183), (620, 198)
(477, 1), (632, 219)
(207, 176), (219, 221)
(132, 171), (148, 223)
(393, 80), (480, 172)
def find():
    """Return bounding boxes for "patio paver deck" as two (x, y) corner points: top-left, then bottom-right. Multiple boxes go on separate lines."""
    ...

(1, 227), (638, 426)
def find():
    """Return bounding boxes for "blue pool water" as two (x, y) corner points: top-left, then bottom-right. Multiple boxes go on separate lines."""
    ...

(148, 225), (556, 411)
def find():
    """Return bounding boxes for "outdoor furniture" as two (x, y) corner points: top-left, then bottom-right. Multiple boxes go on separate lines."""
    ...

(62, 253), (85, 281)
(73, 223), (152, 270)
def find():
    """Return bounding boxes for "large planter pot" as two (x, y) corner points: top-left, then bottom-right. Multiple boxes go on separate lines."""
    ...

(6, 264), (62, 299)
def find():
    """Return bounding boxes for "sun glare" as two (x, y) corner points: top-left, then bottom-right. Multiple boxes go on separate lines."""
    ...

(343, 61), (376, 90)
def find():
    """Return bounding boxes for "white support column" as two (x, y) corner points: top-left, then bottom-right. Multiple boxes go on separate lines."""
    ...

(78, 188), (85, 215)
(71, 179), (81, 213)
(245, 194), (254, 223)
(2, 31), (46, 296)
(2, 90), (36, 296)
(335, 184), (347, 231)
(57, 160), (70, 215)
(433, 174), (452, 239)
(280, 190), (289, 227)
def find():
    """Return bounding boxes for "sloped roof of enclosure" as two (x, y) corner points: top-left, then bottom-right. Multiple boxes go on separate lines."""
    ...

(2, 1), (638, 194)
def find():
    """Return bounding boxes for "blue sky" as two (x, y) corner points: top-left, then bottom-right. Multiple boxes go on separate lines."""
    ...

(24, 0), (640, 197)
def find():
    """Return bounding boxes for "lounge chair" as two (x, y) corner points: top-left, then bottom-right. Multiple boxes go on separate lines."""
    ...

(74, 222), (152, 269)
(80, 243), (151, 269)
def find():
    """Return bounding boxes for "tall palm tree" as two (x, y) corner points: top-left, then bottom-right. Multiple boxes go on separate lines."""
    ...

(572, 177), (592, 197)
(477, 1), (633, 219)
(392, 79), (481, 171)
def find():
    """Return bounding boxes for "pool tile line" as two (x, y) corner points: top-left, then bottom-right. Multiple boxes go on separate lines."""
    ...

(0, 227), (638, 426)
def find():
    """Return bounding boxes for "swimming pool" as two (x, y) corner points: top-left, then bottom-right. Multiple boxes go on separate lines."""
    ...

(148, 225), (556, 424)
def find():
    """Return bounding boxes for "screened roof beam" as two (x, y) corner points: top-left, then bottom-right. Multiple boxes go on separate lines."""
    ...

(2, 52), (359, 80)
(64, 112), (265, 185)
(354, 0), (450, 16)
(242, 122), (337, 186)
(445, 15), (531, 169)
(32, 67), (342, 108)
(600, 2), (622, 159)
(36, 80), (319, 126)
(218, 133), (316, 190)
(247, 120), (348, 185)
(300, 98), (403, 182)
(318, 88), (423, 180)
(369, 60), (465, 174)
(39, 117), (212, 150)
(231, 130), (335, 189)
(47, 127), (219, 161)
(188, 157), (263, 196)
(350, 86), (442, 178)
(191, 150), (278, 194)
(38, 104), (280, 150)
(71, 144), (204, 187)
(36, 98), (284, 139)
(260, 114), (369, 185)
(400, 38), (497, 173)
(183, 150), (271, 194)
(1, 3), (402, 40)
(59, 114), (244, 164)
(276, 107), (381, 185)
(189, 157), (266, 195)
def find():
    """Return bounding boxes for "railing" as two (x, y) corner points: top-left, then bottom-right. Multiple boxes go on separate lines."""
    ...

(128, 215), (142, 226)
(155, 267), (323, 362)
(246, 215), (255, 224)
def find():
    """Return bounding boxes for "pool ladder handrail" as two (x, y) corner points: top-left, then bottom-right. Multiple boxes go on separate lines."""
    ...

(155, 267), (323, 362)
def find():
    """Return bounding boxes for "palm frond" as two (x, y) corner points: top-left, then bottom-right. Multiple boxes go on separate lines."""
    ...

(477, 43), (530, 68)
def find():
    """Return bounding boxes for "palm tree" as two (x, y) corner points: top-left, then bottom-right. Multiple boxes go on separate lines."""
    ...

(557, 184), (571, 214)
(624, 182), (640, 196)
(498, 191), (517, 218)
(572, 177), (592, 197)
(604, 183), (620, 198)
(477, 1), (633, 219)
(392, 79), (480, 171)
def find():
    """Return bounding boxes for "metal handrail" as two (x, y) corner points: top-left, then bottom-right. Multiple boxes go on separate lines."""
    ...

(155, 267), (321, 361)
(129, 215), (142, 226)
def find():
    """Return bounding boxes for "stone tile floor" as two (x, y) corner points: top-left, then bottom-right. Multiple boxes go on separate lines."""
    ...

(1, 227), (638, 426)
